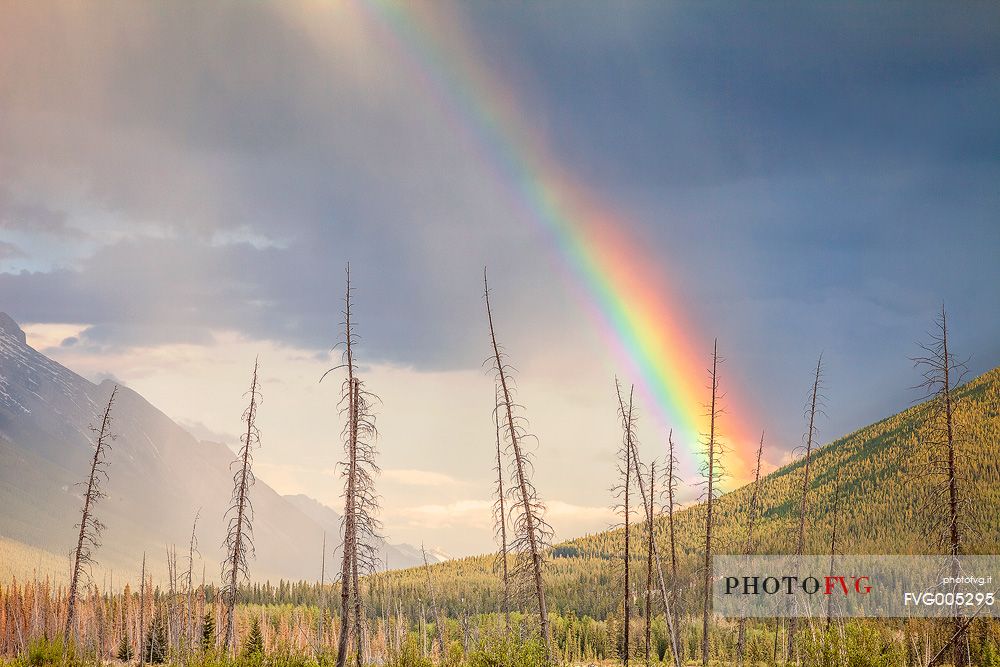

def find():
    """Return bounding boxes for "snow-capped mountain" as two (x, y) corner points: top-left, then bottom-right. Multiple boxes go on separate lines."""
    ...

(0, 313), (441, 582)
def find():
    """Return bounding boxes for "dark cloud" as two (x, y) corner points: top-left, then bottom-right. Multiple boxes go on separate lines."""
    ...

(0, 1), (997, 450)
(0, 186), (81, 238)
(0, 234), (544, 369)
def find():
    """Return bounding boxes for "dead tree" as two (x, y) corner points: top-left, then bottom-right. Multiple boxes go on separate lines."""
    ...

(332, 267), (360, 667)
(788, 354), (825, 658)
(222, 359), (262, 655)
(185, 510), (201, 660)
(913, 305), (969, 667)
(613, 381), (635, 667)
(825, 470), (841, 632)
(422, 544), (446, 657)
(138, 552), (146, 665)
(318, 531), (327, 652)
(626, 418), (682, 667)
(484, 270), (553, 658)
(700, 340), (724, 667)
(663, 430), (681, 661)
(326, 266), (382, 667)
(65, 385), (119, 643)
(644, 460), (656, 667)
(736, 432), (765, 667)
(492, 385), (512, 634)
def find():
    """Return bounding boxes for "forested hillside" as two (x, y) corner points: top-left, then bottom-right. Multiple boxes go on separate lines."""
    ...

(378, 366), (1000, 620)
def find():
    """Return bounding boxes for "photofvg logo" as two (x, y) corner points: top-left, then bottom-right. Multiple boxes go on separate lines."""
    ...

(712, 555), (1000, 618)
(723, 574), (871, 596)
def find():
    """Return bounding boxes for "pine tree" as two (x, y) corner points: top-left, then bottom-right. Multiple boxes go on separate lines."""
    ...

(117, 633), (134, 662)
(200, 611), (216, 653)
(145, 613), (168, 664)
(242, 616), (264, 659)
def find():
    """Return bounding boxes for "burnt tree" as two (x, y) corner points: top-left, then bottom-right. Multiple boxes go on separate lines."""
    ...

(643, 460), (656, 667)
(700, 340), (724, 667)
(913, 305), (970, 667)
(788, 354), (825, 658)
(222, 359), (262, 654)
(65, 385), (119, 643)
(326, 266), (382, 667)
(613, 381), (635, 667)
(485, 269), (553, 658)
(492, 385), (512, 633)
(736, 432), (765, 667)
(663, 430), (681, 662)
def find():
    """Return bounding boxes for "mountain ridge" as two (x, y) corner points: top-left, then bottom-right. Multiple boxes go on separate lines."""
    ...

(376, 364), (1000, 619)
(0, 313), (441, 583)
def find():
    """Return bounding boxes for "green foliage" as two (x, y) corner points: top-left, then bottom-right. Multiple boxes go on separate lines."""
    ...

(976, 638), (1000, 667)
(386, 635), (432, 667)
(242, 616), (265, 660)
(202, 610), (217, 653)
(443, 641), (464, 667)
(465, 633), (548, 667)
(145, 613), (169, 664)
(24, 638), (74, 667)
(794, 620), (907, 667)
(117, 633), (134, 662)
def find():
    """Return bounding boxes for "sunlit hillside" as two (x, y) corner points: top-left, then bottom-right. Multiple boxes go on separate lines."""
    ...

(376, 367), (1000, 619)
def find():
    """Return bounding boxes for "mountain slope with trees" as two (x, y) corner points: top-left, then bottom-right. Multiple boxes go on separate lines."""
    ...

(381, 365), (1000, 620)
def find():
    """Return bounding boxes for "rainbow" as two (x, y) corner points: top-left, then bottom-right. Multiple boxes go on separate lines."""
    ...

(353, 0), (755, 481)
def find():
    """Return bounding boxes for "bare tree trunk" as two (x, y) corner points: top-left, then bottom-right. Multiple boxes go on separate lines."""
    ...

(185, 510), (200, 664)
(138, 553), (146, 666)
(492, 390), (512, 634)
(352, 494), (364, 667)
(422, 545), (446, 658)
(66, 385), (119, 644)
(339, 378), (359, 667)
(626, 421), (682, 667)
(484, 270), (552, 658)
(615, 420), (682, 667)
(772, 618), (780, 665)
(913, 305), (968, 667)
(222, 359), (262, 655)
(329, 266), (382, 667)
(788, 353), (824, 660)
(615, 382), (634, 667)
(319, 531), (326, 653)
(825, 470), (841, 632)
(644, 461), (656, 667)
(665, 431), (680, 662)
(701, 340), (722, 667)
(335, 267), (359, 667)
(940, 308), (964, 667)
(736, 432), (765, 667)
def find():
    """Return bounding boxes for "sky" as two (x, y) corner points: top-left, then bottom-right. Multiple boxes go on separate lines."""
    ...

(1, 1), (999, 558)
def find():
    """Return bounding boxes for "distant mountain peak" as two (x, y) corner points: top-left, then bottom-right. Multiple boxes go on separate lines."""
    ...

(0, 313), (26, 346)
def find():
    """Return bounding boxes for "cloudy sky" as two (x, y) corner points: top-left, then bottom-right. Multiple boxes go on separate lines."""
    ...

(2, 2), (998, 557)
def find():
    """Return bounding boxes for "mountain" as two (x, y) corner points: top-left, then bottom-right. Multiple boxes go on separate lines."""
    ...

(380, 365), (1000, 619)
(388, 541), (452, 566)
(0, 314), (439, 583)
